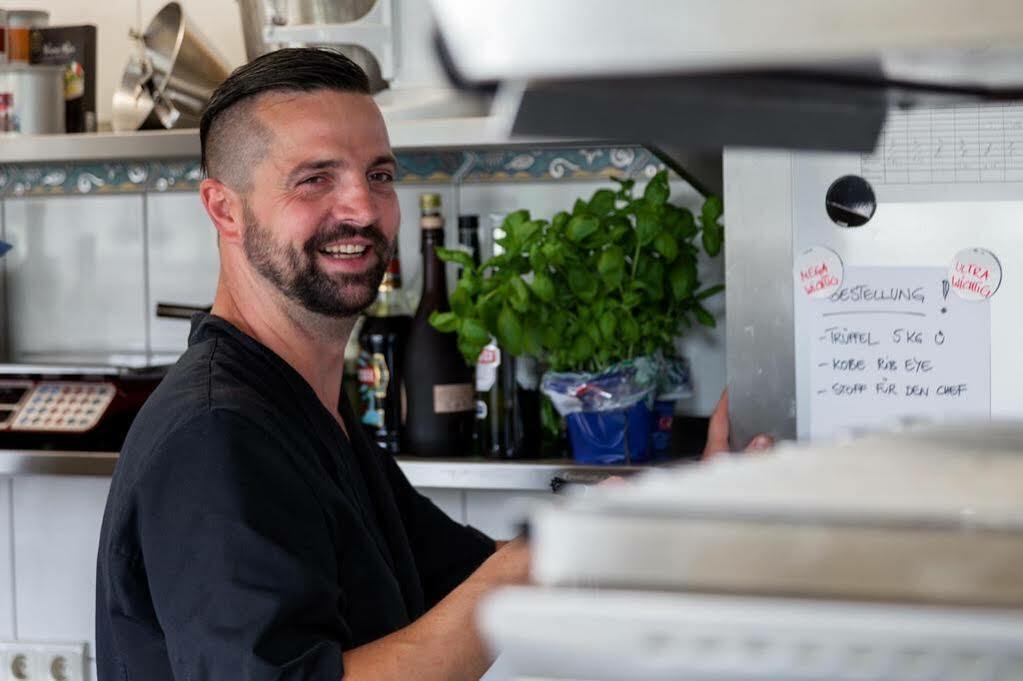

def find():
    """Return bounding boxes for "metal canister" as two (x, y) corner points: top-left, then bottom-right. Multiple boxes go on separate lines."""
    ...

(0, 63), (65, 134)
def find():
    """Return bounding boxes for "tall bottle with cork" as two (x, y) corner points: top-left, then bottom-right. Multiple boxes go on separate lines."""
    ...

(403, 194), (475, 456)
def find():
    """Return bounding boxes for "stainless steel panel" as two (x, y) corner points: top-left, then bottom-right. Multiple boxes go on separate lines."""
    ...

(145, 193), (218, 354)
(723, 148), (796, 447)
(3, 196), (147, 359)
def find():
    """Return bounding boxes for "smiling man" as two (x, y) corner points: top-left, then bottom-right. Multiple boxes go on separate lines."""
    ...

(95, 48), (527, 681)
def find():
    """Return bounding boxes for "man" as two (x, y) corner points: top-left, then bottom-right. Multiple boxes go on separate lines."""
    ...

(96, 47), (768, 681)
(96, 48), (527, 681)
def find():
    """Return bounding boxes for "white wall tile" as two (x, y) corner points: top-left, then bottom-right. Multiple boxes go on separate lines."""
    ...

(417, 488), (464, 524)
(464, 490), (550, 541)
(3, 196), (147, 359)
(0, 480), (16, 640)
(146, 193), (219, 354)
(12, 476), (111, 657)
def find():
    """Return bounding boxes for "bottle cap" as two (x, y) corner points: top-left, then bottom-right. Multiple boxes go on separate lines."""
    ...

(458, 215), (479, 232)
(419, 193), (442, 212)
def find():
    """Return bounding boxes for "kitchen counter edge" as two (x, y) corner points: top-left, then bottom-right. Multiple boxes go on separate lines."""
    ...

(0, 449), (662, 491)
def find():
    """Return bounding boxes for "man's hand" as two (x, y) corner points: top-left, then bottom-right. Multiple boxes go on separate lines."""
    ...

(703, 389), (773, 459)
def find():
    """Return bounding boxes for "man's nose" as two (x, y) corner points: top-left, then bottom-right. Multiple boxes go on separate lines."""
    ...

(332, 177), (377, 227)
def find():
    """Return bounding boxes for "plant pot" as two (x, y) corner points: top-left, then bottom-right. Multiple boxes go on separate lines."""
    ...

(566, 401), (653, 465)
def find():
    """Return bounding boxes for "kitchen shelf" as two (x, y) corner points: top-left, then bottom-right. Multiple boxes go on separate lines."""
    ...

(0, 116), (574, 165)
(0, 448), (654, 489)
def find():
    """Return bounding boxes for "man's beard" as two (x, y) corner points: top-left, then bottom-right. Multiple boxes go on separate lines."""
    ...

(242, 204), (395, 318)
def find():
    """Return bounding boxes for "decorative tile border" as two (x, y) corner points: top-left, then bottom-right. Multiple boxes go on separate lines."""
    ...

(459, 147), (667, 183)
(0, 145), (671, 197)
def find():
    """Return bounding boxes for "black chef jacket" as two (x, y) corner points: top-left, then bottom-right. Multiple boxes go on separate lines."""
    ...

(95, 313), (495, 681)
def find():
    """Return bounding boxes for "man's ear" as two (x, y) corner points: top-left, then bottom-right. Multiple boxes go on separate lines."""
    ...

(200, 178), (245, 244)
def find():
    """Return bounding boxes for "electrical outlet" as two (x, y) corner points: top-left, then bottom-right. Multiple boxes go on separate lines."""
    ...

(0, 643), (87, 681)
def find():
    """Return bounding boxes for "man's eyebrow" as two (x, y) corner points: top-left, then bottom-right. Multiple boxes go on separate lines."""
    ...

(284, 159), (342, 185)
(371, 154), (398, 168)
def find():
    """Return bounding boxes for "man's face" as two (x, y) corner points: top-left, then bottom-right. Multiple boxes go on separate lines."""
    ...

(240, 90), (399, 317)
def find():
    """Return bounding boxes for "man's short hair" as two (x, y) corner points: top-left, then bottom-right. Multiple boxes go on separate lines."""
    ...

(200, 47), (372, 187)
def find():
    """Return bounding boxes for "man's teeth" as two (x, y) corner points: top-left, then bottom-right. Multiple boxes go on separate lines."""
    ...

(321, 244), (368, 256)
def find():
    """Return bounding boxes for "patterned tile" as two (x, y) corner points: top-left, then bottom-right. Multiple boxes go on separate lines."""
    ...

(0, 145), (672, 197)
(461, 146), (668, 183)
(396, 151), (467, 184)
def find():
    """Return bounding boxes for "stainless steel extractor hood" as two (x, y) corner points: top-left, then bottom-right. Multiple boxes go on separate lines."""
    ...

(430, 0), (1023, 153)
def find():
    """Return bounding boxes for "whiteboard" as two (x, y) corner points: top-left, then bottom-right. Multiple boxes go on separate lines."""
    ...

(792, 103), (1023, 440)
(796, 265), (990, 439)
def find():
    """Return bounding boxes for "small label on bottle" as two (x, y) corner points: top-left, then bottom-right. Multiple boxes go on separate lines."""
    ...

(433, 383), (475, 414)
(357, 351), (391, 427)
(475, 341), (501, 392)
(475, 399), (488, 420)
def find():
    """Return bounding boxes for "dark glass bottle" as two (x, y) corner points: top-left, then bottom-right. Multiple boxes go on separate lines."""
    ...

(357, 258), (412, 455)
(458, 214), (483, 456)
(474, 213), (543, 459)
(476, 345), (543, 459)
(403, 194), (476, 457)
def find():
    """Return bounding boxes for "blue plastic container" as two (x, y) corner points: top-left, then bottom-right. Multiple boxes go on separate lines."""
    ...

(650, 400), (676, 460)
(566, 401), (654, 464)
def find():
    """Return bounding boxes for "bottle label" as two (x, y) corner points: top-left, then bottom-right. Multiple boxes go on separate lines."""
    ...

(475, 341), (501, 392)
(475, 399), (488, 420)
(357, 351), (391, 427)
(433, 383), (475, 414)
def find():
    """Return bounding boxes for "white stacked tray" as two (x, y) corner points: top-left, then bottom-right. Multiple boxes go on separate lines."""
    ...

(529, 423), (1023, 606)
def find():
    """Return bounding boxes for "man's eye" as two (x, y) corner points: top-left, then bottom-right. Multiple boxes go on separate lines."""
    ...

(369, 171), (394, 184)
(300, 175), (326, 186)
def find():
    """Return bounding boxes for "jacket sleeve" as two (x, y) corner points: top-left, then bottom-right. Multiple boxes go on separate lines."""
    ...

(378, 452), (496, 609)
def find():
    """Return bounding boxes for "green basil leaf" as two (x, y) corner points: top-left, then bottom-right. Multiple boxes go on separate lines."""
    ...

(702, 222), (723, 257)
(572, 334), (595, 363)
(653, 232), (679, 262)
(568, 268), (598, 302)
(701, 195), (723, 224)
(597, 245), (625, 275)
(436, 246), (475, 271)
(598, 310), (617, 342)
(504, 209), (529, 230)
(572, 198), (590, 216)
(531, 272), (556, 302)
(450, 284), (472, 317)
(567, 215), (599, 243)
(429, 311), (459, 333)
(695, 283), (725, 301)
(551, 211), (570, 232)
(459, 317), (491, 346)
(620, 314), (640, 343)
(643, 170), (670, 207)
(635, 207), (659, 246)
(523, 316), (543, 356)
(497, 306), (524, 355)
(640, 259), (665, 301)
(589, 189), (616, 215)
(519, 219), (544, 244)
(694, 303), (717, 328)
(669, 260), (698, 301)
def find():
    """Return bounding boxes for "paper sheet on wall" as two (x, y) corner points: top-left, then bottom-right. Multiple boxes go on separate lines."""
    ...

(798, 266), (991, 439)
